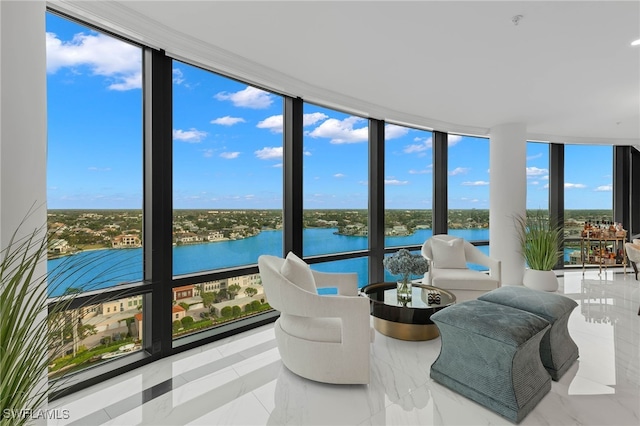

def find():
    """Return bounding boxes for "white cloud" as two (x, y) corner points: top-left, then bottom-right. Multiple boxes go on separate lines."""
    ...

(214, 86), (272, 109)
(594, 184), (612, 192)
(461, 181), (490, 186)
(211, 116), (246, 126)
(173, 68), (185, 85)
(334, 173), (346, 178)
(257, 115), (283, 133)
(173, 128), (207, 143)
(404, 137), (432, 153)
(527, 152), (543, 161)
(404, 143), (428, 153)
(385, 124), (410, 140)
(385, 179), (409, 185)
(526, 166), (549, 177)
(255, 147), (282, 160)
(565, 183), (587, 189)
(220, 152), (240, 159)
(109, 72), (142, 91)
(541, 175), (549, 180)
(46, 31), (141, 91)
(530, 181), (539, 185)
(88, 167), (111, 172)
(304, 113), (328, 126)
(449, 167), (470, 176)
(543, 183), (550, 189)
(448, 135), (462, 146)
(255, 112), (329, 134)
(308, 116), (368, 144)
(202, 149), (215, 158)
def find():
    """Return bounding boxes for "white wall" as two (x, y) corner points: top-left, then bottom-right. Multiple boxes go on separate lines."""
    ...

(0, 0), (47, 245)
(489, 123), (527, 286)
(0, 0), (48, 414)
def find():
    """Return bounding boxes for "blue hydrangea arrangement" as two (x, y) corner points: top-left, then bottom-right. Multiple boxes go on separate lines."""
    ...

(383, 249), (429, 284)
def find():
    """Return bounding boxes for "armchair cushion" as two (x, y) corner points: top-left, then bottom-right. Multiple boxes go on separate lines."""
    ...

(431, 268), (500, 291)
(431, 236), (467, 269)
(279, 314), (342, 343)
(281, 251), (316, 294)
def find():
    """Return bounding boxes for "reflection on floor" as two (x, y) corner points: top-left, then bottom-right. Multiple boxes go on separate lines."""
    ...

(49, 269), (640, 425)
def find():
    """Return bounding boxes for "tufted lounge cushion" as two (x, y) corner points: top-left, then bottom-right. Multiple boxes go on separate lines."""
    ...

(479, 286), (579, 380)
(430, 300), (551, 423)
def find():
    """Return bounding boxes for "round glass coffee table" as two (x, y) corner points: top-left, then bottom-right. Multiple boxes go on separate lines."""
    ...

(360, 282), (456, 341)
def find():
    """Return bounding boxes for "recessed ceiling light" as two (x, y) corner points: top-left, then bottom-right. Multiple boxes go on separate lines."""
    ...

(632, 39), (640, 46)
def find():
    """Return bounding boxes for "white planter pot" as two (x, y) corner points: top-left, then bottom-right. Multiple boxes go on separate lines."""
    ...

(522, 269), (558, 292)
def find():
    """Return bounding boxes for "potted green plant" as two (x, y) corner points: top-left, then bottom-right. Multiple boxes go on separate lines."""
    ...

(383, 249), (429, 300)
(514, 211), (563, 291)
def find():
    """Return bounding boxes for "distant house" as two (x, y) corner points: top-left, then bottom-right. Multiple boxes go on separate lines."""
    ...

(206, 231), (225, 241)
(198, 280), (227, 293)
(171, 305), (186, 321)
(173, 285), (195, 300)
(48, 238), (69, 254)
(174, 232), (203, 244)
(112, 234), (141, 248)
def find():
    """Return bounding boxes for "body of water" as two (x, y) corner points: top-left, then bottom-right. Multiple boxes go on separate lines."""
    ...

(47, 228), (573, 295)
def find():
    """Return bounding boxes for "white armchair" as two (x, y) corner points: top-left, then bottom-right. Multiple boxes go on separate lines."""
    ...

(624, 239), (640, 280)
(421, 234), (501, 302)
(258, 253), (373, 384)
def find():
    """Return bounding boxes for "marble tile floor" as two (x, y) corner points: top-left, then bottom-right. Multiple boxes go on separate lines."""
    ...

(48, 269), (640, 426)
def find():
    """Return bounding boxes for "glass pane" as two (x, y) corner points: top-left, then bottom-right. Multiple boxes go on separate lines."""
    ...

(385, 126), (433, 247)
(46, 13), (143, 295)
(172, 62), (283, 275)
(48, 296), (144, 378)
(171, 273), (270, 339)
(302, 104), (368, 256)
(447, 135), (490, 240)
(564, 145), (614, 266)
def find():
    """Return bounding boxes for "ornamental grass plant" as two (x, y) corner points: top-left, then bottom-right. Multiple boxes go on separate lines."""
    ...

(515, 211), (563, 271)
(1, 214), (136, 426)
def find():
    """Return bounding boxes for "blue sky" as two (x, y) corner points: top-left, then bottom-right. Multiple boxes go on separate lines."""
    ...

(46, 13), (613, 211)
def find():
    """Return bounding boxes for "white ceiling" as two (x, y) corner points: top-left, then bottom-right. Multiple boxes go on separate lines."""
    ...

(53, 1), (640, 145)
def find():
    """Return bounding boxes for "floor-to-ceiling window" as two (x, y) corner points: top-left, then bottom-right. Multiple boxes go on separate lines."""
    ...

(564, 145), (614, 266)
(382, 125), (433, 283)
(384, 126), (433, 247)
(46, 12), (145, 376)
(171, 61), (282, 338)
(302, 103), (369, 287)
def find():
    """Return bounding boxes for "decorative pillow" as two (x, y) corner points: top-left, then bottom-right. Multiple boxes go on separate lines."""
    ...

(280, 251), (317, 293)
(431, 237), (467, 269)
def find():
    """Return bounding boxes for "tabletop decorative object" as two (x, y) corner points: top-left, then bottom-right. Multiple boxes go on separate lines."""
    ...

(383, 249), (429, 302)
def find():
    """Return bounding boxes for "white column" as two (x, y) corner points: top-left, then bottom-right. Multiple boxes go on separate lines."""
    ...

(0, 0), (47, 245)
(489, 123), (527, 286)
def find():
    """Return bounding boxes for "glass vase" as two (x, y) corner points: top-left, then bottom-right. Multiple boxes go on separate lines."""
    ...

(397, 280), (412, 301)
